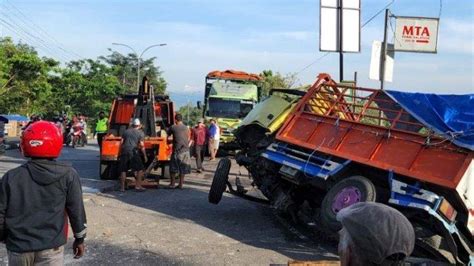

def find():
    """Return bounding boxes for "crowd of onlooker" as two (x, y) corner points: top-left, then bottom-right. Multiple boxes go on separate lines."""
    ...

(190, 118), (220, 172)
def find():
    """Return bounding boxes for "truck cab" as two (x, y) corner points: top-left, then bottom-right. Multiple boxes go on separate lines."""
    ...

(202, 70), (262, 149)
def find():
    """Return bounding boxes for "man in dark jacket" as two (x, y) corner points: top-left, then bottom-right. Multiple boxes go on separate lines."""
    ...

(0, 121), (87, 265)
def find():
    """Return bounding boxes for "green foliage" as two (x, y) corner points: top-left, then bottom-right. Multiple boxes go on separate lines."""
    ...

(259, 69), (298, 97)
(177, 104), (202, 127)
(100, 50), (167, 94)
(0, 37), (168, 120)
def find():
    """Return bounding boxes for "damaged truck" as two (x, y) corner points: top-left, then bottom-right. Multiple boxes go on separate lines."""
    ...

(209, 73), (473, 264)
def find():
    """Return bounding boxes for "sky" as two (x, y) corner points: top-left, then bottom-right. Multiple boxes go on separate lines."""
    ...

(0, 0), (473, 107)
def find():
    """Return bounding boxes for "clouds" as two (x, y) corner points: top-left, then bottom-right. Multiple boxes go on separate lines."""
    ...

(3, 0), (472, 105)
(438, 19), (474, 55)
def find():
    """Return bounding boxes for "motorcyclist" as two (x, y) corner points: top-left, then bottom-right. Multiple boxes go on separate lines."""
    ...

(0, 121), (87, 264)
(70, 119), (85, 148)
(79, 118), (88, 145)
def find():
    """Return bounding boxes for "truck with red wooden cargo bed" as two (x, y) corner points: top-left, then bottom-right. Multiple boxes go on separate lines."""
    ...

(209, 73), (473, 264)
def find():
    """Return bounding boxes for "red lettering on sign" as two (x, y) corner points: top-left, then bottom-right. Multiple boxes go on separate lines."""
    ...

(415, 26), (422, 35)
(402, 26), (413, 35)
(402, 25), (430, 37)
(421, 27), (430, 37)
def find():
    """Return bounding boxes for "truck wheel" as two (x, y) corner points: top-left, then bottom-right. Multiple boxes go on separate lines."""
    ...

(320, 175), (376, 233)
(100, 162), (118, 180)
(208, 158), (231, 204)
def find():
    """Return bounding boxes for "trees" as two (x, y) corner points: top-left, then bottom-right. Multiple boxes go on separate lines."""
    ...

(0, 38), (168, 119)
(0, 37), (59, 115)
(177, 104), (202, 127)
(100, 50), (167, 94)
(259, 70), (297, 97)
(259, 70), (313, 99)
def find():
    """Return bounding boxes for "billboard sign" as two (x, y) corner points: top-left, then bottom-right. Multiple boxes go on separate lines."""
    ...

(369, 41), (394, 82)
(394, 16), (439, 53)
(320, 0), (361, 53)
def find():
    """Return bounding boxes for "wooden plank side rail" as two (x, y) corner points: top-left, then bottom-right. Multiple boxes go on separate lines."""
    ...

(276, 74), (472, 189)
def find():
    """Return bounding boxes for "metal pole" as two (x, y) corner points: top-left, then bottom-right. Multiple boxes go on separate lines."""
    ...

(137, 44), (166, 93)
(381, 9), (389, 90)
(137, 58), (140, 92)
(338, 0), (343, 82)
(112, 43), (167, 93)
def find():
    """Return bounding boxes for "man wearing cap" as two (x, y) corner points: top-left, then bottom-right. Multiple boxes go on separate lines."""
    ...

(191, 118), (208, 173)
(336, 202), (415, 265)
(119, 118), (147, 192)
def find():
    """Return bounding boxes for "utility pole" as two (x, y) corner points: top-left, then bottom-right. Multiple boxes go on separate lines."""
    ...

(338, 0), (344, 82)
(380, 9), (390, 90)
(112, 43), (167, 92)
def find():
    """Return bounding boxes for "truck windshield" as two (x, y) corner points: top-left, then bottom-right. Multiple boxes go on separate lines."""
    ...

(208, 98), (253, 119)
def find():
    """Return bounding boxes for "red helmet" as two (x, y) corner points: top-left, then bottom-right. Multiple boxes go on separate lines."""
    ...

(21, 121), (63, 158)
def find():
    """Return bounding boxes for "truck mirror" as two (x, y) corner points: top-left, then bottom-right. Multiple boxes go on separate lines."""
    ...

(197, 101), (202, 109)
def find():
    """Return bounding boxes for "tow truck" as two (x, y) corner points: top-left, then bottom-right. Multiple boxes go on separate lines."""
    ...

(99, 77), (175, 185)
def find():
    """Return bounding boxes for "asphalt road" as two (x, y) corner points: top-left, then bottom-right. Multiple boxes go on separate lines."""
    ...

(0, 140), (338, 265)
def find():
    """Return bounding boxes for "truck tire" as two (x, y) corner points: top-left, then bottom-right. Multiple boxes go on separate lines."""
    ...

(320, 175), (376, 233)
(100, 161), (119, 180)
(208, 158), (231, 204)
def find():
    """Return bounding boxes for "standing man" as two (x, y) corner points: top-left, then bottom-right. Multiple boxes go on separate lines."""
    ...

(119, 118), (147, 192)
(95, 111), (108, 150)
(0, 121), (87, 265)
(208, 119), (220, 161)
(168, 114), (191, 189)
(191, 118), (208, 173)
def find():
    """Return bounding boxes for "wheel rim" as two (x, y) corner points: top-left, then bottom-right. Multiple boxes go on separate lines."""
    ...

(331, 186), (361, 214)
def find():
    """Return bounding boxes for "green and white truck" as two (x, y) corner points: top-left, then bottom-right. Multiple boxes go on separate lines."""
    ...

(200, 70), (262, 150)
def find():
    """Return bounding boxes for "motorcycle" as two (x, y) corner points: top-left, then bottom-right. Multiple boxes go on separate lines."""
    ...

(70, 122), (86, 148)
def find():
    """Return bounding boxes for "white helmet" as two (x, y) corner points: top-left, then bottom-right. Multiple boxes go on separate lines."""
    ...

(132, 118), (141, 126)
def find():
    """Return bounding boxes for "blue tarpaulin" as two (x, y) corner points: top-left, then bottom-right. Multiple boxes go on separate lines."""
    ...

(385, 90), (474, 151)
(0, 114), (29, 122)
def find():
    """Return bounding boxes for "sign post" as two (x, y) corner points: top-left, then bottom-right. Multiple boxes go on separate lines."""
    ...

(320, 0), (361, 81)
(380, 9), (391, 90)
(374, 11), (439, 89)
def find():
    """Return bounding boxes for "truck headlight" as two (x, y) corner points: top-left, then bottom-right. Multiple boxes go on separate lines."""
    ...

(439, 198), (457, 222)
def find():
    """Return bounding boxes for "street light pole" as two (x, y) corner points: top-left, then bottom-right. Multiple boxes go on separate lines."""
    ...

(112, 43), (167, 92)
